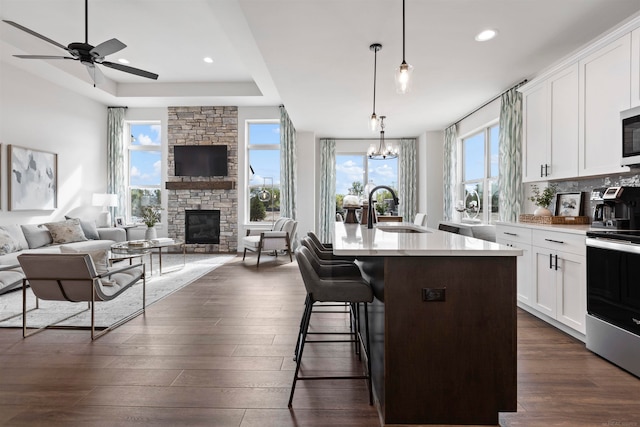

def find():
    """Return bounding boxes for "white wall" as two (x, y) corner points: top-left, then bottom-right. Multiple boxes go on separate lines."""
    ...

(421, 131), (444, 229)
(296, 131), (316, 240)
(0, 62), (107, 226)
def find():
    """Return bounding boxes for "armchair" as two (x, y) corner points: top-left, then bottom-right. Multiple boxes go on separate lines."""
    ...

(18, 252), (145, 340)
(242, 218), (298, 267)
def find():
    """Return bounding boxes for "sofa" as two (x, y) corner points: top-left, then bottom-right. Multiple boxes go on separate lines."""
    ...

(0, 218), (126, 295)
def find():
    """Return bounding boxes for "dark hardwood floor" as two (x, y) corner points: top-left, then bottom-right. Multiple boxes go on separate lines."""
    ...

(0, 255), (639, 426)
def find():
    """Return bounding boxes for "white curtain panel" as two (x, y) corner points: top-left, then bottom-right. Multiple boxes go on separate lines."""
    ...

(107, 107), (126, 219)
(443, 124), (458, 221)
(319, 139), (336, 243)
(498, 88), (524, 222)
(280, 106), (297, 219)
(398, 138), (417, 222)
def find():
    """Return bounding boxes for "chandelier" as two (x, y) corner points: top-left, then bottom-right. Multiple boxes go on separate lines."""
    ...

(368, 116), (397, 159)
(395, 0), (413, 94)
(369, 43), (382, 132)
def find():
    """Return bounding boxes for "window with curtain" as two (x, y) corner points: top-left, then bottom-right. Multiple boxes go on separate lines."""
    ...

(459, 122), (500, 223)
(335, 153), (398, 216)
(127, 122), (162, 223)
(247, 121), (281, 223)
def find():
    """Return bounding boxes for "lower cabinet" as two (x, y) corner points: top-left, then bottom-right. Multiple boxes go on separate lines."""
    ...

(497, 223), (587, 336)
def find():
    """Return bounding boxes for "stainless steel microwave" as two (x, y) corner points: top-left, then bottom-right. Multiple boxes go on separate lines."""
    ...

(622, 106), (640, 166)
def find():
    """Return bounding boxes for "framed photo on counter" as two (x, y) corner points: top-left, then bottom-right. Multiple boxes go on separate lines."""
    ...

(556, 192), (583, 217)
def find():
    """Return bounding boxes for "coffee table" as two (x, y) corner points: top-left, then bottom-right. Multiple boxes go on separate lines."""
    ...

(148, 239), (186, 275)
(110, 240), (153, 270)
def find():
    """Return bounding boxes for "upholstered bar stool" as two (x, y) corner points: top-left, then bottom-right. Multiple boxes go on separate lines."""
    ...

(289, 246), (373, 407)
(302, 234), (355, 262)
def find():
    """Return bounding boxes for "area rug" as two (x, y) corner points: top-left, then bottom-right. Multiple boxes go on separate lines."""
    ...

(0, 253), (235, 329)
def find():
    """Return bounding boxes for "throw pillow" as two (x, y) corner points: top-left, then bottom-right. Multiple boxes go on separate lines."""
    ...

(65, 216), (100, 240)
(0, 229), (20, 255)
(0, 224), (28, 250)
(43, 219), (88, 244)
(20, 224), (53, 249)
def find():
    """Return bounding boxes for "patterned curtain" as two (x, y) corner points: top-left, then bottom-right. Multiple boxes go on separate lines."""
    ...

(280, 106), (297, 219)
(319, 138), (336, 243)
(107, 107), (126, 219)
(498, 88), (523, 222)
(443, 124), (458, 221)
(398, 138), (417, 222)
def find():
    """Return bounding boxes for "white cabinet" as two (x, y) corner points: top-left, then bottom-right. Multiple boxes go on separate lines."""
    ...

(632, 28), (640, 107)
(531, 230), (586, 334)
(496, 224), (532, 306)
(578, 33), (631, 176)
(522, 65), (579, 182)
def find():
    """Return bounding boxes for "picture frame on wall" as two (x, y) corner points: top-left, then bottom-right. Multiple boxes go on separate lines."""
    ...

(8, 145), (57, 211)
(115, 217), (124, 226)
(555, 192), (583, 217)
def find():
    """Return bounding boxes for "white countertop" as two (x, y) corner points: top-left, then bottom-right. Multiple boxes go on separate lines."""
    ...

(496, 221), (592, 235)
(333, 222), (523, 257)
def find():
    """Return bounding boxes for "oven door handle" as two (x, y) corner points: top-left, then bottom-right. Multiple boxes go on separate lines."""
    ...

(586, 237), (640, 255)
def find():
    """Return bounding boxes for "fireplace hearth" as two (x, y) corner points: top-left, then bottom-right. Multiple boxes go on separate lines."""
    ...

(185, 210), (220, 244)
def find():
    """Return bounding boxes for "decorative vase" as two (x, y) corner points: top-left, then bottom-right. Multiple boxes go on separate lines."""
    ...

(144, 226), (157, 240)
(533, 206), (552, 217)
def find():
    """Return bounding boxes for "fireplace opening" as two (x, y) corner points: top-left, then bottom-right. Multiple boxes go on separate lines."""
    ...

(185, 210), (220, 244)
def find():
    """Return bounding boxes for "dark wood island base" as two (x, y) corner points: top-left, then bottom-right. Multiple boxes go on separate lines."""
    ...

(360, 255), (517, 426)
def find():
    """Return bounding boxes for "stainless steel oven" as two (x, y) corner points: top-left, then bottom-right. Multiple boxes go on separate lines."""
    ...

(586, 230), (640, 377)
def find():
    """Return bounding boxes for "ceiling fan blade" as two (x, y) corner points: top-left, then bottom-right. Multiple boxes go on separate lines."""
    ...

(91, 38), (126, 58)
(85, 63), (105, 85)
(2, 20), (72, 53)
(102, 61), (159, 80)
(14, 55), (77, 60)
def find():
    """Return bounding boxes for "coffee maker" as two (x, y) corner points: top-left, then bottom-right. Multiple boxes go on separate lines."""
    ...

(592, 186), (640, 229)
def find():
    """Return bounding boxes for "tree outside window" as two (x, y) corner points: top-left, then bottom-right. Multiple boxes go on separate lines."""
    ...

(127, 122), (162, 223)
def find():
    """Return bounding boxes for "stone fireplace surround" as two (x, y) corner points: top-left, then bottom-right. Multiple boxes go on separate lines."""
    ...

(165, 106), (238, 253)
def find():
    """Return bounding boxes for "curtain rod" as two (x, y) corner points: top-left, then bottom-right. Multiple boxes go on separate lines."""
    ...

(107, 106), (128, 109)
(451, 79), (528, 127)
(328, 138), (409, 141)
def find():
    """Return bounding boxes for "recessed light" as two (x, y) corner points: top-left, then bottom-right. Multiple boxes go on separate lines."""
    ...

(475, 29), (498, 42)
(203, 57), (214, 63)
(118, 58), (130, 64)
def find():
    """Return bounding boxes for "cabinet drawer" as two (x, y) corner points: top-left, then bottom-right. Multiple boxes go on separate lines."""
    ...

(532, 230), (586, 256)
(496, 225), (532, 245)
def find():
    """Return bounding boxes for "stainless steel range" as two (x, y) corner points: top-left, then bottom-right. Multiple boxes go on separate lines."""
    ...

(586, 229), (640, 377)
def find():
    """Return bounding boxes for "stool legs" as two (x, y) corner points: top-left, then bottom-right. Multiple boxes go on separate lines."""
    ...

(288, 297), (373, 408)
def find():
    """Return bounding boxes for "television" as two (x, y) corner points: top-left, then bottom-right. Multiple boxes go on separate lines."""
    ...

(174, 145), (228, 177)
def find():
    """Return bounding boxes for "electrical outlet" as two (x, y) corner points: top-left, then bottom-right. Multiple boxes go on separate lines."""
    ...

(422, 288), (446, 302)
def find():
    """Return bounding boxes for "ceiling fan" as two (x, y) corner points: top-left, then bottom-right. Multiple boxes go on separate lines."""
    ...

(2, 0), (158, 85)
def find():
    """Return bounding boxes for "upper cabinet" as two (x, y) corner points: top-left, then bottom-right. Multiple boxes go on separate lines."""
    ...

(578, 33), (631, 177)
(632, 28), (640, 108)
(522, 64), (579, 182)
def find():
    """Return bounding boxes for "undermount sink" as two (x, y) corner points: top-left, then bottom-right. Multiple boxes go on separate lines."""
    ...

(375, 225), (430, 233)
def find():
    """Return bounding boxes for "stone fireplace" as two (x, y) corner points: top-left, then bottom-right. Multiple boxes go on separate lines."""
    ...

(166, 106), (238, 253)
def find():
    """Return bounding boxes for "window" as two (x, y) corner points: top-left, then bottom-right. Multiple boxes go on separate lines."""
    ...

(247, 121), (280, 223)
(459, 122), (499, 223)
(335, 153), (398, 216)
(127, 122), (162, 223)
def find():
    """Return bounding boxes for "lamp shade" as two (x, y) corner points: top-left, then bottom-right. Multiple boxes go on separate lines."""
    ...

(92, 193), (118, 208)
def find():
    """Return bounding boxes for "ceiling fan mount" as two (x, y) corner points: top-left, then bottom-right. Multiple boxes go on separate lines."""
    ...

(2, 0), (158, 85)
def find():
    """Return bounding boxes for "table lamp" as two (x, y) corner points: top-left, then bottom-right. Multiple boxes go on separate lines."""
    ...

(93, 193), (118, 227)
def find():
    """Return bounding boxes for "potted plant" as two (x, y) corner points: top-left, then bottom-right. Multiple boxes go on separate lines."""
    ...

(141, 205), (162, 240)
(529, 184), (557, 216)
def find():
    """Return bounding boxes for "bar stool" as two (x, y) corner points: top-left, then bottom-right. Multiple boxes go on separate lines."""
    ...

(289, 246), (373, 408)
(303, 234), (355, 262)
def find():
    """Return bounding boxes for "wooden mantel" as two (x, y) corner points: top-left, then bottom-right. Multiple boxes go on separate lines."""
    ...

(165, 181), (235, 190)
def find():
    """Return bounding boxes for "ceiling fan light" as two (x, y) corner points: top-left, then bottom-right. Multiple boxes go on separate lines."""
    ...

(395, 61), (413, 94)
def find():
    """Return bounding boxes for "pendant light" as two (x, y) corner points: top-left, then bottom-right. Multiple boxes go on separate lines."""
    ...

(369, 43), (382, 132)
(395, 0), (413, 94)
(368, 116), (398, 160)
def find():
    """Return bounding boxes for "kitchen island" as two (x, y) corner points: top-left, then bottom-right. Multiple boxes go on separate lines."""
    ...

(333, 222), (522, 426)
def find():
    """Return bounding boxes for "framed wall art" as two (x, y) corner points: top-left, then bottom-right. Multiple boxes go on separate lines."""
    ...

(555, 192), (583, 217)
(8, 145), (57, 211)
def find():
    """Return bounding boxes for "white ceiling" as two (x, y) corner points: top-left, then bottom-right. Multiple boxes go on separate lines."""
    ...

(2, 0), (640, 138)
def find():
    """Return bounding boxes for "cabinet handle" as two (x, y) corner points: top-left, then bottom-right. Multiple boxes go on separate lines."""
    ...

(503, 232), (517, 236)
(555, 254), (558, 271)
(540, 164), (544, 178)
(544, 238), (565, 244)
(544, 164), (550, 177)
(549, 253), (553, 269)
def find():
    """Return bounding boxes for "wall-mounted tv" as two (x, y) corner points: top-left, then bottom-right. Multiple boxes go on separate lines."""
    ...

(174, 145), (228, 177)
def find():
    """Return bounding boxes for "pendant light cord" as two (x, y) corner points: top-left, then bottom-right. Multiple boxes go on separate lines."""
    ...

(85, 0), (88, 44)
(402, 0), (406, 62)
(372, 46), (378, 114)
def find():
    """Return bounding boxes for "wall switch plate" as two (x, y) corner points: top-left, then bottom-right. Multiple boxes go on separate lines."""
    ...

(422, 288), (446, 302)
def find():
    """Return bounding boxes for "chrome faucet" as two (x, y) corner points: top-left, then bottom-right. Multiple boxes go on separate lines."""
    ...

(367, 185), (399, 229)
